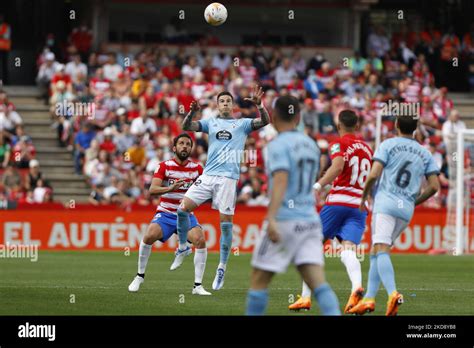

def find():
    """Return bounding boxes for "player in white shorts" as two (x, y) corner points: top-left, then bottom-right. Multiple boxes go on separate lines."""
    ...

(349, 115), (440, 316)
(173, 86), (270, 290)
(245, 95), (340, 315)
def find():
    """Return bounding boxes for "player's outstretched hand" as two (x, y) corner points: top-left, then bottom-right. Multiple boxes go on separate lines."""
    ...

(244, 85), (264, 106)
(189, 100), (201, 114)
(267, 218), (281, 243)
(169, 178), (186, 191)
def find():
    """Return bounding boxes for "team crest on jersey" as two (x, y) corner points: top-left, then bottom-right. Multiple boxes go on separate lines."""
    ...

(216, 130), (232, 140)
(330, 143), (340, 155)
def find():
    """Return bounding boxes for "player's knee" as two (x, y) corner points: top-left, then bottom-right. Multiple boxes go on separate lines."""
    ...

(193, 233), (206, 248)
(177, 206), (190, 216)
(144, 228), (160, 244)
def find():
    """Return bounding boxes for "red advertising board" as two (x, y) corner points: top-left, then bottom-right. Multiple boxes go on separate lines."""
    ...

(0, 204), (471, 253)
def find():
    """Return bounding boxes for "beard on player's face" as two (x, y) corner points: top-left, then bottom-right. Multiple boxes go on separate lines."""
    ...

(176, 150), (190, 161)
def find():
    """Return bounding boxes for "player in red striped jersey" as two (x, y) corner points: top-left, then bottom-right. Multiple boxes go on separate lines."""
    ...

(289, 110), (373, 313)
(128, 133), (211, 295)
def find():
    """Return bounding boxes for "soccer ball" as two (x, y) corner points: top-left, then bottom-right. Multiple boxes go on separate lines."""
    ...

(204, 3), (228, 26)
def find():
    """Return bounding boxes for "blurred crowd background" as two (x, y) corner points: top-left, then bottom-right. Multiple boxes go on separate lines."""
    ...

(1, 20), (473, 208)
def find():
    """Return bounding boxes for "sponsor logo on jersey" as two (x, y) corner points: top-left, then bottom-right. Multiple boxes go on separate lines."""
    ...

(330, 143), (340, 155)
(216, 130), (232, 140)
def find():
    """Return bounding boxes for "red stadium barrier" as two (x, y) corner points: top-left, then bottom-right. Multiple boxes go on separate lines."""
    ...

(0, 204), (471, 253)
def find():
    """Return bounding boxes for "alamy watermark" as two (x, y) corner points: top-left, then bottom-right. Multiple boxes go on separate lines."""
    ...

(0, 243), (38, 262)
(217, 149), (258, 167)
(324, 241), (366, 261)
(380, 100), (420, 119)
(55, 100), (96, 119)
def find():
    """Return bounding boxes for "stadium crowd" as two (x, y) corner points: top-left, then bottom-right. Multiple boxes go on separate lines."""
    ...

(1, 23), (472, 207)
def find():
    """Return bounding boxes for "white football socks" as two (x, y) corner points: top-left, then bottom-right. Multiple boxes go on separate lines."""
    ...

(138, 240), (152, 275)
(301, 281), (312, 298)
(340, 249), (362, 292)
(194, 248), (208, 284)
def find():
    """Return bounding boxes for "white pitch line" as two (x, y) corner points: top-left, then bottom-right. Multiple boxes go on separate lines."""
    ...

(0, 285), (473, 292)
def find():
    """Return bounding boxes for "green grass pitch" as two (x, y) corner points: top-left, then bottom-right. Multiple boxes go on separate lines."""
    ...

(1, 251), (473, 315)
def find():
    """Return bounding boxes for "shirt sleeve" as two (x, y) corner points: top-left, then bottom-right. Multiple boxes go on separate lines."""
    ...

(242, 118), (254, 134)
(267, 141), (290, 175)
(328, 142), (343, 160)
(425, 154), (440, 177)
(153, 162), (166, 180)
(197, 163), (204, 175)
(198, 118), (209, 133)
(373, 140), (388, 166)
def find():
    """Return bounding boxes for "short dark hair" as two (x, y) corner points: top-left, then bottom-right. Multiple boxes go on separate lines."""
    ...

(274, 95), (300, 122)
(396, 116), (418, 135)
(173, 133), (193, 148)
(217, 91), (234, 102)
(338, 109), (359, 129)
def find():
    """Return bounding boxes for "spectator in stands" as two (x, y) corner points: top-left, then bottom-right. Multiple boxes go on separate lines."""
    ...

(0, 99), (23, 134)
(1, 164), (21, 193)
(50, 64), (72, 94)
(367, 25), (390, 58)
(274, 57), (296, 89)
(25, 159), (48, 191)
(300, 98), (319, 134)
(212, 50), (231, 74)
(130, 111), (157, 136)
(33, 178), (52, 203)
(442, 109), (466, 146)
(99, 127), (117, 154)
(181, 56), (201, 80)
(0, 132), (10, 168)
(307, 51), (326, 72)
(89, 183), (106, 205)
(36, 52), (59, 104)
(126, 137), (147, 170)
(348, 51), (367, 75)
(65, 53), (88, 86)
(12, 136), (35, 169)
(74, 123), (96, 174)
(103, 53), (123, 82)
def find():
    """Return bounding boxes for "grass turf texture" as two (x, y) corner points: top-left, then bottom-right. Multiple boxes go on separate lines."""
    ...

(1, 251), (473, 315)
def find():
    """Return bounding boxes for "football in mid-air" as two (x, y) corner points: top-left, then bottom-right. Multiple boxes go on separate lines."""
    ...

(204, 2), (228, 26)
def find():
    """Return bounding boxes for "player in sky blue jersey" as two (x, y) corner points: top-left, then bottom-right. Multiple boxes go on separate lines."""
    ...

(246, 95), (340, 316)
(174, 86), (270, 290)
(349, 115), (440, 316)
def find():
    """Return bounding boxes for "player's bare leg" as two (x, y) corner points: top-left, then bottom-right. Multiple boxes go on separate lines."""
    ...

(128, 223), (163, 292)
(297, 264), (341, 315)
(187, 226), (211, 295)
(340, 240), (364, 313)
(246, 268), (274, 315)
(212, 213), (233, 290)
(173, 197), (199, 269)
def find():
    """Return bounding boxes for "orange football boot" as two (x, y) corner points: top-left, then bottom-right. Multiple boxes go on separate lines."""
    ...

(386, 291), (404, 316)
(344, 287), (365, 314)
(347, 298), (375, 315)
(288, 295), (311, 311)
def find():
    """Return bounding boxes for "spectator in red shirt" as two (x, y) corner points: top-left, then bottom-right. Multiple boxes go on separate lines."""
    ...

(177, 85), (194, 113)
(99, 127), (117, 154)
(90, 68), (111, 97)
(161, 59), (181, 81)
(50, 64), (72, 94)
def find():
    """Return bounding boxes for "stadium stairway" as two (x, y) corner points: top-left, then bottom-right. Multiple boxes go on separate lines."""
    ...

(5, 86), (91, 204)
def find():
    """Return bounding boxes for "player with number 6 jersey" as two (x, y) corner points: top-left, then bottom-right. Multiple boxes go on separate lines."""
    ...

(289, 110), (373, 314)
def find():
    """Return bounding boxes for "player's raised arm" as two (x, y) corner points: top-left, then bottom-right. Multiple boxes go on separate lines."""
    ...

(182, 101), (202, 132)
(245, 85), (270, 131)
(359, 161), (384, 211)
